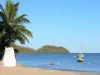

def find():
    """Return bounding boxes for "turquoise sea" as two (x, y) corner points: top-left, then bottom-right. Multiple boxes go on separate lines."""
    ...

(16, 53), (100, 73)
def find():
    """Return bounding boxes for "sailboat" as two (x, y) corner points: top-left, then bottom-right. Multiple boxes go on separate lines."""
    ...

(77, 41), (84, 62)
(75, 53), (84, 58)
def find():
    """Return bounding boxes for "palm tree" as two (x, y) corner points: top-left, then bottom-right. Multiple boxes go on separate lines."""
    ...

(0, 0), (33, 59)
(0, 0), (33, 47)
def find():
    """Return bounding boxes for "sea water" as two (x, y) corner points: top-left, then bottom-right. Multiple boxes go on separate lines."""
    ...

(16, 53), (100, 73)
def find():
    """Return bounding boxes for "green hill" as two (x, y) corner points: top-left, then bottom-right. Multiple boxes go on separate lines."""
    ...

(0, 44), (70, 54)
(12, 45), (70, 54)
(0, 44), (69, 60)
(36, 45), (69, 53)
(11, 44), (35, 54)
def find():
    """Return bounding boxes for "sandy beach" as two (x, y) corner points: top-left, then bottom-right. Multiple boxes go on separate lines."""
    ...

(0, 65), (100, 75)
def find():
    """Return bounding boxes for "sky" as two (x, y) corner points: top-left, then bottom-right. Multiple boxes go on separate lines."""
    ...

(1, 0), (100, 53)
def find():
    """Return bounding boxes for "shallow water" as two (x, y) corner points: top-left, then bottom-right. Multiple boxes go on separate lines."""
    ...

(16, 53), (100, 72)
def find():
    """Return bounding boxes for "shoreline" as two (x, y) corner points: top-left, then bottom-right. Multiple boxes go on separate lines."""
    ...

(0, 61), (100, 75)
(19, 64), (100, 73)
(1, 62), (100, 73)
(0, 64), (100, 75)
(22, 66), (100, 73)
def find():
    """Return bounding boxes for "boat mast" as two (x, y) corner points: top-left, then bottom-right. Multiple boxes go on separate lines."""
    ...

(80, 41), (82, 54)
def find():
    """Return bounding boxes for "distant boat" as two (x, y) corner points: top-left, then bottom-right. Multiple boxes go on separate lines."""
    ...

(77, 53), (84, 62)
(77, 41), (84, 62)
(75, 53), (84, 58)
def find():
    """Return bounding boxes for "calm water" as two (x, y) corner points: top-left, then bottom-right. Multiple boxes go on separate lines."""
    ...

(16, 53), (100, 73)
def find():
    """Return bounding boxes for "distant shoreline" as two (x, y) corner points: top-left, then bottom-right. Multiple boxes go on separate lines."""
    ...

(17, 52), (69, 54)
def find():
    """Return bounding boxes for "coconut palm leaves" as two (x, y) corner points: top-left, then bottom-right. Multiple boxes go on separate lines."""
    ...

(0, 0), (33, 46)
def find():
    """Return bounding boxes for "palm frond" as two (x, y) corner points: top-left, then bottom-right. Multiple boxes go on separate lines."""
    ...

(0, 12), (8, 24)
(0, 21), (4, 25)
(0, 4), (8, 24)
(0, 4), (5, 12)
(14, 25), (33, 37)
(23, 29), (33, 37)
(14, 14), (30, 24)
(16, 35), (25, 44)
(5, 0), (14, 23)
(0, 24), (4, 31)
(17, 32), (29, 43)
(10, 2), (19, 21)
(5, 1), (20, 23)
(5, 0), (10, 13)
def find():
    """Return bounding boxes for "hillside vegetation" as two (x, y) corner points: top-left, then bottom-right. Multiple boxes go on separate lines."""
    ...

(0, 44), (69, 54)
(36, 45), (69, 53)
(11, 44), (35, 54)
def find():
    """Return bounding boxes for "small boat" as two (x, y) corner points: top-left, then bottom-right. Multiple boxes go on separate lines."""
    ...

(77, 54), (84, 62)
(77, 41), (84, 62)
(76, 53), (84, 58)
